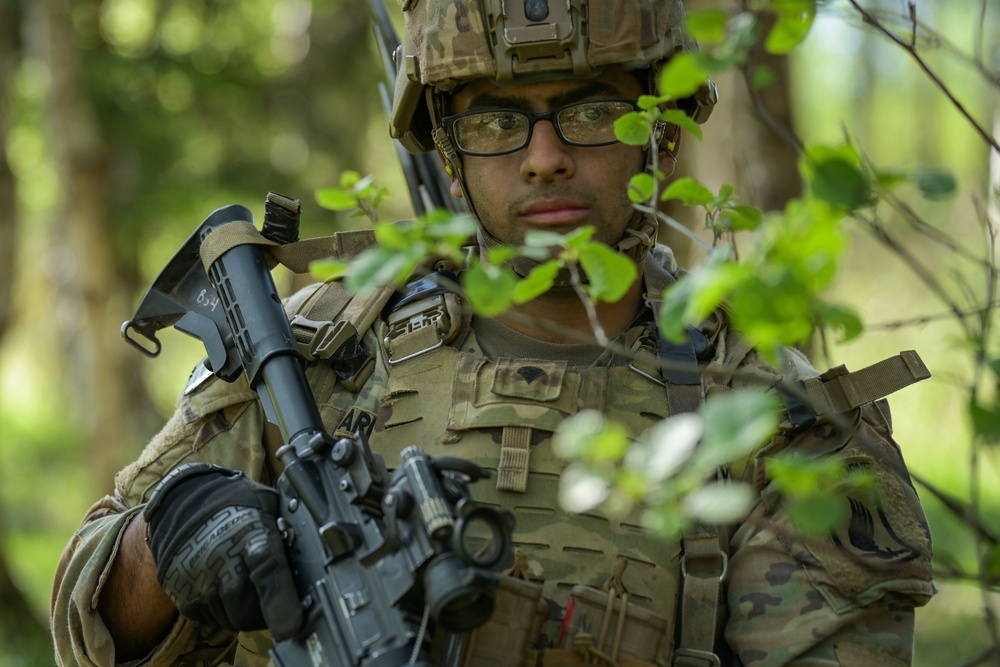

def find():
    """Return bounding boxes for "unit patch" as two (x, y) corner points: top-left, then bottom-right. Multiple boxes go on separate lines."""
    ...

(335, 407), (377, 439)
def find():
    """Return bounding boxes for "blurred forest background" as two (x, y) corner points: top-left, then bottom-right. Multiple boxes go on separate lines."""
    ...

(0, 0), (997, 665)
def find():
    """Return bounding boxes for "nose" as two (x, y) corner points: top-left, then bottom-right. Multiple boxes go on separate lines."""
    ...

(520, 119), (574, 182)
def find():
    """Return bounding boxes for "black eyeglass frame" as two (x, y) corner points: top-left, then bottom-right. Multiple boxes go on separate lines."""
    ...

(440, 98), (641, 157)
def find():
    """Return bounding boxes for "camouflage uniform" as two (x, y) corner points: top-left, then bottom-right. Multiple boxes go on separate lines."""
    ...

(51, 248), (935, 667)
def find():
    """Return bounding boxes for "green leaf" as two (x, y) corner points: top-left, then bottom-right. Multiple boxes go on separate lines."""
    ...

(315, 187), (358, 211)
(969, 400), (1000, 443)
(685, 9), (729, 45)
(661, 176), (715, 207)
(309, 258), (348, 282)
(787, 493), (845, 535)
(658, 108), (703, 141)
(911, 168), (957, 200)
(345, 246), (413, 293)
(807, 158), (871, 210)
(579, 243), (638, 303)
(424, 212), (478, 242)
(698, 389), (781, 469)
(373, 221), (412, 251)
(512, 260), (560, 303)
(718, 183), (735, 203)
(486, 245), (520, 264)
(765, 4), (816, 54)
(562, 226), (596, 251)
(553, 410), (631, 462)
(637, 94), (668, 111)
(814, 301), (864, 342)
(614, 111), (653, 146)
(462, 263), (518, 316)
(338, 169), (361, 187)
(657, 52), (710, 100)
(721, 205), (764, 231)
(657, 249), (742, 342)
(749, 65), (776, 89)
(628, 173), (656, 203)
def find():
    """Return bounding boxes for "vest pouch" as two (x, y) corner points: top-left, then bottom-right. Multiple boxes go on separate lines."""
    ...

(549, 584), (668, 666)
(433, 575), (547, 667)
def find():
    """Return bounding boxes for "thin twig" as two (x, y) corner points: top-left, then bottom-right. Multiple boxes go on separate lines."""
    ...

(847, 0), (1000, 153)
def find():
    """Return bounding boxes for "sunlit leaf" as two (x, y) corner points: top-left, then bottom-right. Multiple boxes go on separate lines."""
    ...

(554, 410), (632, 465)
(339, 170), (361, 187)
(698, 389), (781, 469)
(309, 258), (348, 282)
(628, 413), (703, 482)
(315, 187), (358, 211)
(683, 482), (755, 524)
(559, 463), (611, 514)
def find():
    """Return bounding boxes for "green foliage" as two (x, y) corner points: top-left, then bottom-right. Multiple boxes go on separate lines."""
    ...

(554, 390), (781, 534)
(765, 453), (876, 536)
(316, 170), (389, 222)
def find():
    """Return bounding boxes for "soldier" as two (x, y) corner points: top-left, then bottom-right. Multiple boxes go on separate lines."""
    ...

(51, 0), (936, 665)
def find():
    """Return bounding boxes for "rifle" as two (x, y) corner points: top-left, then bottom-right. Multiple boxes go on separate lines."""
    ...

(121, 196), (512, 666)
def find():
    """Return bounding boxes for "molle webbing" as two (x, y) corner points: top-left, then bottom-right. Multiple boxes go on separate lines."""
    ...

(802, 350), (930, 416)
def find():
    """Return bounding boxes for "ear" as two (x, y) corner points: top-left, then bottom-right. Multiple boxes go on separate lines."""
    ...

(449, 166), (464, 199)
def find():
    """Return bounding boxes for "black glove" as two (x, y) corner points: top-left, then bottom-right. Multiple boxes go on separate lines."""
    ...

(143, 463), (303, 640)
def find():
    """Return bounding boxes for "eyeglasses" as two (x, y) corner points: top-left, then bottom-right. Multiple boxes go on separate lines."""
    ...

(441, 98), (640, 157)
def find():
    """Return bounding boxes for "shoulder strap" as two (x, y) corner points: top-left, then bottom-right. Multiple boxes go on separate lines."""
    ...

(675, 520), (728, 667)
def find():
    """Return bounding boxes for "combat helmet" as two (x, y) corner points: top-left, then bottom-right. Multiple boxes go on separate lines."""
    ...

(390, 0), (718, 271)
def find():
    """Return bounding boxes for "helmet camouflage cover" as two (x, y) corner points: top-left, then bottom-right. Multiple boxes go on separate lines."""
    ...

(391, 0), (717, 153)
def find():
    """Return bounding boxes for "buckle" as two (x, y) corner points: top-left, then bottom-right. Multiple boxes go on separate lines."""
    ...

(385, 294), (450, 364)
(673, 647), (721, 667)
(680, 550), (729, 583)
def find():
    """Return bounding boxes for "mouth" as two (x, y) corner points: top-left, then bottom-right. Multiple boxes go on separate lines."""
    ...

(518, 197), (591, 226)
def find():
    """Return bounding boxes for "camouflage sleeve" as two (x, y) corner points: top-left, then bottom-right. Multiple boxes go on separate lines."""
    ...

(50, 371), (274, 667)
(725, 401), (936, 666)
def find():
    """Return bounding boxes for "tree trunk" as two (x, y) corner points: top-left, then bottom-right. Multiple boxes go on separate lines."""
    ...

(0, 0), (51, 657)
(37, 0), (131, 487)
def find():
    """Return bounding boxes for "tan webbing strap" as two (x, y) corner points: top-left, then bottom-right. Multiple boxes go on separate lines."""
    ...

(803, 350), (930, 417)
(674, 522), (728, 667)
(497, 426), (532, 493)
(199, 220), (375, 275)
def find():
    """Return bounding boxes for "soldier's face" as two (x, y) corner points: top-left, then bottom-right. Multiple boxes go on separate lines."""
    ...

(448, 65), (656, 250)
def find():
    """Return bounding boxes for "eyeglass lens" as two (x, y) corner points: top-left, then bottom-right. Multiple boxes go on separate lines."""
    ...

(448, 100), (636, 156)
